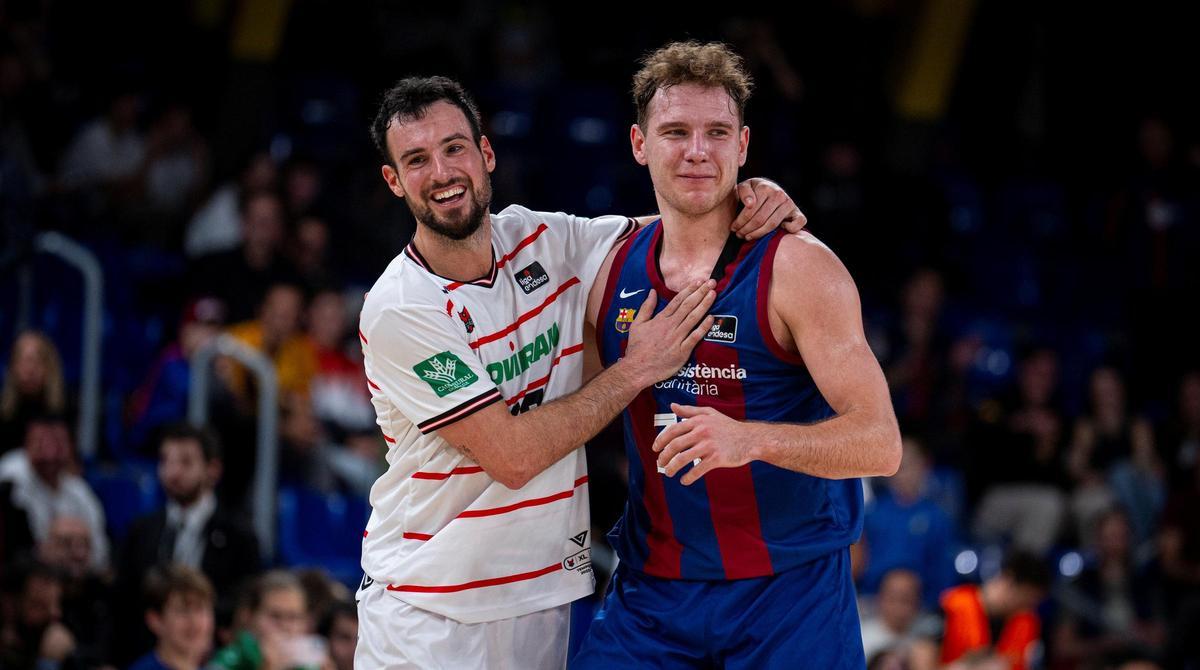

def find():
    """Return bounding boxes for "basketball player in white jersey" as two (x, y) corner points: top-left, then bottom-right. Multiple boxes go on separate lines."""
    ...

(355, 76), (803, 668)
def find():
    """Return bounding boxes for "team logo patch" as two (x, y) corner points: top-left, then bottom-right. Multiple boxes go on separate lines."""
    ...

(515, 261), (550, 294)
(704, 315), (738, 343)
(614, 307), (637, 333)
(413, 351), (478, 397)
(458, 306), (475, 334)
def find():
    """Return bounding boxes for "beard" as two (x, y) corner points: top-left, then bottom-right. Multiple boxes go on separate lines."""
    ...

(408, 173), (493, 241)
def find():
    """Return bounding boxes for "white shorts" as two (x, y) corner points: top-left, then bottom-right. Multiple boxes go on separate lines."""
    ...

(355, 581), (570, 669)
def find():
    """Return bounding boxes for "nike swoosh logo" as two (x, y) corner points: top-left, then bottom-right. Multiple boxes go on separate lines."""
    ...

(619, 288), (645, 299)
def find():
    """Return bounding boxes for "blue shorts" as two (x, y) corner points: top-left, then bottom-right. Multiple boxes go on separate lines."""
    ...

(571, 549), (865, 669)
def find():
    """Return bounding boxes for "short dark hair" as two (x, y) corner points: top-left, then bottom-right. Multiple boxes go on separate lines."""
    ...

(159, 422), (222, 462)
(632, 41), (754, 127)
(370, 76), (483, 166)
(245, 570), (306, 614)
(1002, 551), (1051, 590)
(143, 564), (214, 613)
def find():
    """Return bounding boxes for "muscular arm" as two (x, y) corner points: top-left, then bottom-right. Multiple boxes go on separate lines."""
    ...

(437, 281), (715, 489)
(654, 232), (901, 483)
(752, 233), (901, 478)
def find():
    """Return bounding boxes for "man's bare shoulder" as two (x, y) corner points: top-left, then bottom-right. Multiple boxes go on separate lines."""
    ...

(771, 231), (857, 304)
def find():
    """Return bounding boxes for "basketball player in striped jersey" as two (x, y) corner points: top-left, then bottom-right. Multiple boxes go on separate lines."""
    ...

(355, 76), (804, 668)
(576, 42), (902, 668)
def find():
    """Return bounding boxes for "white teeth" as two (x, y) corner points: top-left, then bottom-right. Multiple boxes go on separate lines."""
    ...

(432, 186), (465, 202)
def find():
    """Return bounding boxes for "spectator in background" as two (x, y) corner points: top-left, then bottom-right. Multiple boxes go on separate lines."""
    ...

(36, 514), (113, 665)
(860, 436), (957, 607)
(139, 103), (208, 222)
(971, 347), (1068, 555)
(883, 268), (947, 433)
(1158, 370), (1200, 488)
(293, 569), (350, 640)
(116, 423), (259, 665)
(129, 565), (215, 670)
(56, 89), (144, 196)
(190, 190), (299, 323)
(318, 602), (356, 670)
(0, 560), (77, 670)
(913, 552), (1050, 670)
(1, 330), (68, 455)
(860, 568), (938, 662)
(1053, 507), (1165, 669)
(1160, 449), (1200, 666)
(307, 288), (374, 440)
(0, 479), (34, 563)
(289, 216), (336, 291)
(221, 282), (317, 413)
(281, 157), (324, 221)
(0, 415), (108, 570)
(1069, 366), (1164, 546)
(211, 570), (330, 670)
(126, 297), (227, 456)
(185, 152), (277, 258)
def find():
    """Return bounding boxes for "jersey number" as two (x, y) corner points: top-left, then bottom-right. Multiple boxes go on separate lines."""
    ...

(509, 389), (546, 416)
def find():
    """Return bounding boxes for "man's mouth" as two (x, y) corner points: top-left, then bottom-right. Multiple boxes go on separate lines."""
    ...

(431, 185), (467, 205)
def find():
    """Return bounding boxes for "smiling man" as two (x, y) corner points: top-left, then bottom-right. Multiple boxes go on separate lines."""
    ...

(576, 42), (902, 668)
(355, 76), (805, 668)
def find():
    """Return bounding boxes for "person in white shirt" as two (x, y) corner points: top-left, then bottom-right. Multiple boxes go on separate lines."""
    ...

(355, 75), (803, 669)
(0, 414), (108, 571)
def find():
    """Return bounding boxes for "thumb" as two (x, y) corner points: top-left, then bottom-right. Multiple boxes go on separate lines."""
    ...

(634, 289), (657, 321)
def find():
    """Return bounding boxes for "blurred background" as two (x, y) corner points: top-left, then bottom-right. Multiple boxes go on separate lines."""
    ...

(1, 1), (1198, 668)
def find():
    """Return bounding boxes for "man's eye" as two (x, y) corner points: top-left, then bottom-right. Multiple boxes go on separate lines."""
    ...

(408, 156), (425, 167)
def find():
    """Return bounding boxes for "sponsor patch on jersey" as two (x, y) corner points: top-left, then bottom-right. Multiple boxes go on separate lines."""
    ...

(485, 322), (560, 384)
(569, 530), (588, 547)
(515, 261), (550, 294)
(413, 351), (478, 397)
(615, 307), (637, 333)
(704, 315), (738, 343)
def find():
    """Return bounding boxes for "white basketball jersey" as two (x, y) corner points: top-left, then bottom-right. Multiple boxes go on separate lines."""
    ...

(358, 205), (635, 624)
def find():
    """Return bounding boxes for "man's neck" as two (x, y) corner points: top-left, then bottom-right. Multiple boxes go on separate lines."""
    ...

(412, 218), (494, 281)
(657, 195), (738, 290)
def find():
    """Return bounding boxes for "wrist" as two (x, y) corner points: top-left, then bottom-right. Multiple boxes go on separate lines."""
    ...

(745, 422), (771, 463)
(610, 357), (652, 393)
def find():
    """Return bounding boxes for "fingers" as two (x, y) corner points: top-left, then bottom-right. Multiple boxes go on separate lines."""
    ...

(782, 208), (808, 233)
(661, 441), (705, 477)
(670, 403), (711, 418)
(634, 289), (658, 321)
(652, 419), (694, 453)
(680, 457), (718, 486)
(680, 315), (714, 351)
(739, 192), (790, 240)
(672, 287), (716, 340)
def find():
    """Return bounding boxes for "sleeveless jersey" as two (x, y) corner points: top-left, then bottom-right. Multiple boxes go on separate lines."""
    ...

(596, 221), (864, 580)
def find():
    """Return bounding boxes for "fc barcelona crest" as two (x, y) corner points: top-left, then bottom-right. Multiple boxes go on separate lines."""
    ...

(614, 307), (637, 333)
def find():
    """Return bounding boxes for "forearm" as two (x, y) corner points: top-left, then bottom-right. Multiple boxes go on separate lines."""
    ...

(749, 406), (900, 479)
(498, 361), (646, 487)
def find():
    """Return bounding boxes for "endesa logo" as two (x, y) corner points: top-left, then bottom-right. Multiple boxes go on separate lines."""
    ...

(704, 315), (737, 343)
(515, 261), (550, 294)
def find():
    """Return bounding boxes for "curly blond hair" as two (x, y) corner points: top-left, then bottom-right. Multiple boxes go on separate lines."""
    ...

(632, 41), (754, 127)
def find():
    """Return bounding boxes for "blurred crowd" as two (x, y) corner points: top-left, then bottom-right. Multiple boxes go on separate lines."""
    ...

(2, 2), (1199, 669)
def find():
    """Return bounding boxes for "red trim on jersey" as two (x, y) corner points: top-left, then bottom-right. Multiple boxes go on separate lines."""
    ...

(386, 563), (563, 594)
(756, 233), (806, 365)
(504, 343), (585, 407)
(358, 329), (369, 345)
(417, 389), (503, 434)
(469, 277), (581, 349)
(363, 530), (368, 537)
(411, 466), (485, 480)
(402, 532), (433, 541)
(366, 378), (380, 391)
(595, 227), (642, 359)
(381, 433), (396, 444)
(693, 340), (775, 578)
(495, 223), (549, 270)
(456, 476), (588, 519)
(631, 389), (684, 577)
(645, 225), (674, 300)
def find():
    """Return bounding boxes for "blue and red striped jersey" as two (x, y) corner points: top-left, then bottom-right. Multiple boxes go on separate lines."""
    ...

(597, 222), (864, 580)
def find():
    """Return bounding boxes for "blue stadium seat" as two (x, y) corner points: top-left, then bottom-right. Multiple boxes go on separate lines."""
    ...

(86, 460), (163, 542)
(277, 486), (369, 589)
